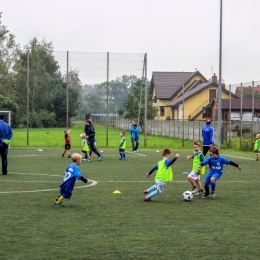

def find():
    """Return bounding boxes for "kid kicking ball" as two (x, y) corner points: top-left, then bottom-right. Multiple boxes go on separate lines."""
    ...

(183, 191), (193, 201)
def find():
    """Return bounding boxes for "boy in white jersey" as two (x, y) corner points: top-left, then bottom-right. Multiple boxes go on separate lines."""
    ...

(187, 141), (205, 196)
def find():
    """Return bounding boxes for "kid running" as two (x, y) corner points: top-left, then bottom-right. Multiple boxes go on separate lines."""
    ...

(62, 129), (71, 158)
(143, 148), (179, 202)
(187, 141), (205, 196)
(54, 153), (90, 206)
(198, 146), (241, 198)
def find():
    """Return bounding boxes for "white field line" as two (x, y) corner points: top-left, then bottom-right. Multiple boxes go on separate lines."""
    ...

(221, 154), (255, 161)
(0, 180), (97, 194)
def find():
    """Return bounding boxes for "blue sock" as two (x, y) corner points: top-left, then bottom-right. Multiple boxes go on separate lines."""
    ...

(123, 153), (126, 159)
(211, 182), (216, 193)
(146, 185), (157, 193)
(146, 190), (159, 199)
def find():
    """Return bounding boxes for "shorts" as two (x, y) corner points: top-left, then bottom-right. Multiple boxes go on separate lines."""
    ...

(64, 144), (71, 150)
(204, 172), (221, 185)
(155, 180), (166, 193)
(254, 149), (258, 153)
(188, 171), (201, 181)
(118, 148), (125, 153)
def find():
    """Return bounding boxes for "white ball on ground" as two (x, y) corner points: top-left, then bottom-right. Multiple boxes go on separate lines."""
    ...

(183, 191), (193, 201)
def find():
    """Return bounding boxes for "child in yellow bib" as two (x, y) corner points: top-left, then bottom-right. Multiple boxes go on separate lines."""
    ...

(187, 141), (205, 196)
(143, 148), (179, 202)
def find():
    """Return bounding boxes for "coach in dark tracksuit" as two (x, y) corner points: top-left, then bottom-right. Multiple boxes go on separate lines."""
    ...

(85, 119), (103, 161)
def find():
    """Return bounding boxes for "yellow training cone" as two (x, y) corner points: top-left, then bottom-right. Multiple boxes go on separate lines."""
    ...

(113, 190), (121, 194)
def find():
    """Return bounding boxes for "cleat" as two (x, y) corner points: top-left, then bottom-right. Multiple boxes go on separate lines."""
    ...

(144, 198), (153, 202)
(82, 158), (87, 161)
(143, 190), (148, 194)
(256, 158), (259, 161)
(62, 154), (65, 157)
(119, 158), (123, 160)
(194, 191), (203, 196)
(68, 155), (71, 158)
(133, 150), (137, 153)
(201, 193), (210, 199)
(98, 155), (103, 161)
(87, 160), (91, 162)
(191, 188), (198, 194)
(208, 193), (216, 198)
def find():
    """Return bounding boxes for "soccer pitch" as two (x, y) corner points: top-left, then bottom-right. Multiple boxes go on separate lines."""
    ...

(1, 148), (259, 259)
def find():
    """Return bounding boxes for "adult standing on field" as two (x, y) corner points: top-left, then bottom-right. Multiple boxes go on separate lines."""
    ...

(0, 114), (13, 175)
(202, 119), (214, 156)
(85, 119), (103, 161)
(129, 120), (140, 152)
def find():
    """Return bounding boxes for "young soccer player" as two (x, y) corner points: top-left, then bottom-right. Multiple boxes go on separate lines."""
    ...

(254, 134), (260, 161)
(80, 134), (91, 162)
(54, 153), (90, 206)
(62, 129), (71, 158)
(187, 141), (205, 196)
(143, 148), (179, 202)
(119, 131), (126, 160)
(198, 146), (241, 198)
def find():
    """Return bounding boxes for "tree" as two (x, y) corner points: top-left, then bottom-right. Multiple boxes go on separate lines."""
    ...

(53, 83), (80, 126)
(236, 87), (260, 99)
(84, 92), (106, 114)
(0, 95), (19, 127)
(124, 79), (158, 129)
(0, 12), (20, 99)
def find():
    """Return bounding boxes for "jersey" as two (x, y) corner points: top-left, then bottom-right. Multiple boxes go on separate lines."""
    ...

(82, 139), (89, 152)
(155, 158), (173, 182)
(201, 155), (230, 177)
(119, 136), (126, 149)
(60, 164), (83, 193)
(192, 151), (205, 174)
(254, 139), (260, 152)
(64, 134), (71, 145)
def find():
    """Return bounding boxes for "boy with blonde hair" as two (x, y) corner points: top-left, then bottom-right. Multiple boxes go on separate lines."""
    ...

(187, 141), (205, 196)
(143, 148), (179, 202)
(119, 131), (126, 160)
(54, 153), (90, 206)
(80, 133), (91, 162)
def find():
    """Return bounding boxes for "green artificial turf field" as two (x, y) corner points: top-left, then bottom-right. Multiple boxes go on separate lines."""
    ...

(0, 147), (259, 259)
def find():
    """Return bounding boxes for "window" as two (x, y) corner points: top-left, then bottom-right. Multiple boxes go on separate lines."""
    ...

(160, 106), (165, 116)
(154, 96), (157, 103)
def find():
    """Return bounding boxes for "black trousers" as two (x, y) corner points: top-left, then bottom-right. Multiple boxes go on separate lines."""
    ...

(88, 139), (101, 157)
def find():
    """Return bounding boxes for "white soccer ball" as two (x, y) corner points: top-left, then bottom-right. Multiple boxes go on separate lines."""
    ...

(183, 191), (193, 201)
(80, 134), (83, 138)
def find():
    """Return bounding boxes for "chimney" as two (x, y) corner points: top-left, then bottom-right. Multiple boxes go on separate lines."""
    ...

(212, 73), (217, 83)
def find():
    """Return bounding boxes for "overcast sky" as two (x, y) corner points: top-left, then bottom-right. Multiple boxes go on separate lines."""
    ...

(1, 0), (260, 86)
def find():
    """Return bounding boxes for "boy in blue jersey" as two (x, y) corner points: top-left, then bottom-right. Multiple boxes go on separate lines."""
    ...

(119, 131), (126, 160)
(54, 153), (90, 206)
(143, 148), (179, 202)
(198, 146), (241, 198)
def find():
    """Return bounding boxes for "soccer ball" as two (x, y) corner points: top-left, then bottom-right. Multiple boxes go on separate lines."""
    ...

(80, 134), (83, 138)
(183, 191), (193, 201)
